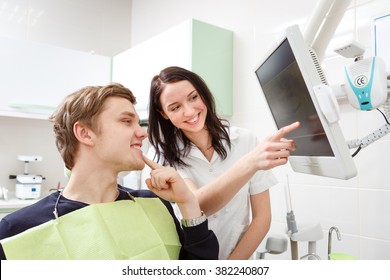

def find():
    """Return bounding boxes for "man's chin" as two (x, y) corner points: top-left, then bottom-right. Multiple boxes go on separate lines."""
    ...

(121, 161), (144, 172)
(134, 161), (145, 171)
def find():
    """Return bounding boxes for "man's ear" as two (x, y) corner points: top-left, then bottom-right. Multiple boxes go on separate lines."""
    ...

(73, 121), (94, 146)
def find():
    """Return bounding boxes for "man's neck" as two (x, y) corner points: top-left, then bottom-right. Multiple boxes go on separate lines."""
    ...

(62, 167), (119, 204)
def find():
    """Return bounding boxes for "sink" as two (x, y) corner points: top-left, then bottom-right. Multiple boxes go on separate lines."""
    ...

(328, 252), (357, 260)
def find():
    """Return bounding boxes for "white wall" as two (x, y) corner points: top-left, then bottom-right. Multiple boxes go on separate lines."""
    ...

(0, 117), (65, 195)
(0, 0), (133, 194)
(130, 0), (390, 260)
(0, 0), (132, 56)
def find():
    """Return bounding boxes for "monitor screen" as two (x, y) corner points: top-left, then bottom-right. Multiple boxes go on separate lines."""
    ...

(256, 38), (334, 157)
(255, 25), (357, 179)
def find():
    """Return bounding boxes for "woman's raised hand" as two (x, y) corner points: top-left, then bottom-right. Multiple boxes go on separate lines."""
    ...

(248, 121), (300, 170)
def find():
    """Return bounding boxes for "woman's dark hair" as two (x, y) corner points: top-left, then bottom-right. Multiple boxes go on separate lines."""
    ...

(148, 66), (231, 167)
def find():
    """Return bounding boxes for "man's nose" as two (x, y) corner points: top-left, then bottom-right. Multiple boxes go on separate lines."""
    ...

(136, 126), (147, 140)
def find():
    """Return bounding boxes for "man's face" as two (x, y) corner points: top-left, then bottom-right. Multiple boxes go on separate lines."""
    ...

(92, 96), (147, 172)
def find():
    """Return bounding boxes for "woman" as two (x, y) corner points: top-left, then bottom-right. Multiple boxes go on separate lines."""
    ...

(147, 66), (298, 259)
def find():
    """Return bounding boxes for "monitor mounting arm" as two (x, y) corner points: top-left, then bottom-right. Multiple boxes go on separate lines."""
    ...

(303, 0), (390, 155)
(347, 96), (390, 151)
(303, 0), (352, 63)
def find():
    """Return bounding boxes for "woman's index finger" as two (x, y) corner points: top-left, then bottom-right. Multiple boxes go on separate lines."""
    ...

(142, 155), (161, 170)
(272, 121), (300, 140)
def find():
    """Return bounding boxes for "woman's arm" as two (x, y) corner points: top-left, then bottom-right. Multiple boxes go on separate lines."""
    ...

(227, 190), (271, 260)
(192, 122), (299, 215)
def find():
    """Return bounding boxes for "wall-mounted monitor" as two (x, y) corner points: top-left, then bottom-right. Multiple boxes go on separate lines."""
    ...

(254, 25), (357, 180)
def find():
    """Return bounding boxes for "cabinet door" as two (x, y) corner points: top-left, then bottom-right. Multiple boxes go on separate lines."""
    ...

(112, 22), (191, 120)
(112, 19), (233, 119)
(0, 37), (111, 119)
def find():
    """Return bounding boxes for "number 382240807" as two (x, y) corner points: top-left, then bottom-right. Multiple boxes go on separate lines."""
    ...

(215, 266), (269, 276)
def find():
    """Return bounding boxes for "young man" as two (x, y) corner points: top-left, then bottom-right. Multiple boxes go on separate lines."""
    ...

(0, 83), (218, 260)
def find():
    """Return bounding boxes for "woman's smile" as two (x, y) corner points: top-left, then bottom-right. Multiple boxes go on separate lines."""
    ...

(185, 113), (201, 126)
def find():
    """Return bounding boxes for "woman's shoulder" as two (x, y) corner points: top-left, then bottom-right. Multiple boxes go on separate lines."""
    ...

(228, 126), (257, 141)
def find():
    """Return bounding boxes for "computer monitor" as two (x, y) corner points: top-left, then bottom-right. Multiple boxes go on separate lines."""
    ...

(254, 25), (357, 180)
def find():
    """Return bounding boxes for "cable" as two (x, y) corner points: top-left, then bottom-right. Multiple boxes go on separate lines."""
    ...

(382, 95), (390, 118)
(346, 74), (390, 157)
(351, 145), (361, 157)
(347, 106), (390, 156)
(376, 108), (390, 125)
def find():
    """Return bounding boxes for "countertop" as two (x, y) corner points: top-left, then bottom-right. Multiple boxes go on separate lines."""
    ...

(0, 192), (39, 210)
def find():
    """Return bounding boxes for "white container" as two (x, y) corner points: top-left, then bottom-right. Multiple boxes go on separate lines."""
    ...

(15, 175), (42, 199)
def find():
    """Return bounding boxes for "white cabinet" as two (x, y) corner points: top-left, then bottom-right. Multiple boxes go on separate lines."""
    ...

(0, 37), (111, 119)
(112, 19), (233, 119)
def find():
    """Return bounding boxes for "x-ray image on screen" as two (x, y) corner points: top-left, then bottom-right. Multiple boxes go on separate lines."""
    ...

(257, 39), (333, 157)
(254, 25), (356, 179)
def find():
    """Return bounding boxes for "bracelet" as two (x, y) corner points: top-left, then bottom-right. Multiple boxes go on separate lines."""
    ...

(181, 211), (207, 227)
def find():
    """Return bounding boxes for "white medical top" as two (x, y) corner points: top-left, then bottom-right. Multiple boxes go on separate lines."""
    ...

(146, 126), (277, 259)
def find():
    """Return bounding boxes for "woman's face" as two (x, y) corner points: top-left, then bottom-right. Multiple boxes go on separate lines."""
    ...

(159, 80), (207, 135)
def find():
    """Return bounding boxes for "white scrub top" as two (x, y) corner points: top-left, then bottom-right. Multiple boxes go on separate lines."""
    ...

(154, 126), (277, 260)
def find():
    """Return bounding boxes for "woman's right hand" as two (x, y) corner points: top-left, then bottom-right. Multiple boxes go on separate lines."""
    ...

(247, 121), (300, 170)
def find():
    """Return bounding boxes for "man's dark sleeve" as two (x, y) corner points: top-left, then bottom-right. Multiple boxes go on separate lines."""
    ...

(179, 219), (219, 260)
(0, 243), (6, 260)
(161, 199), (219, 260)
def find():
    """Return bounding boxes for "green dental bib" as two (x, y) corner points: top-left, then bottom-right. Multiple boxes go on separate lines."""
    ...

(1, 198), (181, 260)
